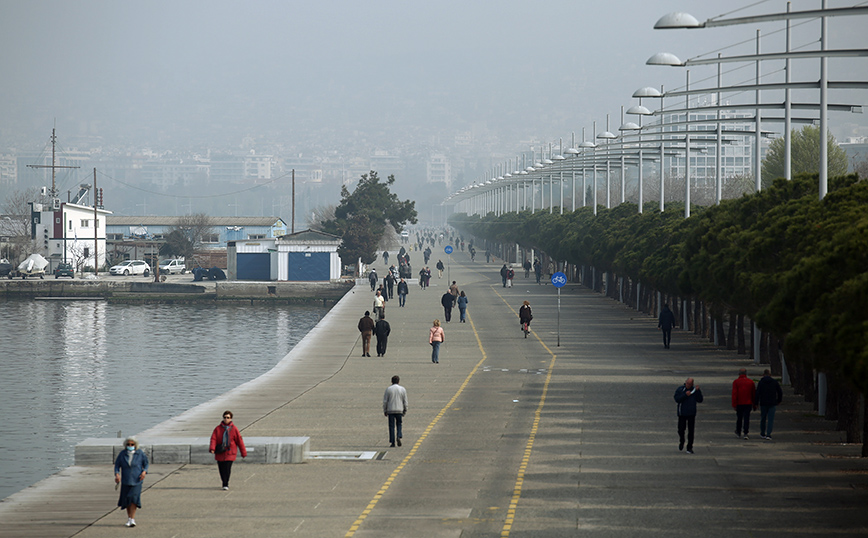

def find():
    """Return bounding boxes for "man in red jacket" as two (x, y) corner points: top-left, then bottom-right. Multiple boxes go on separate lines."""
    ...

(732, 368), (757, 439)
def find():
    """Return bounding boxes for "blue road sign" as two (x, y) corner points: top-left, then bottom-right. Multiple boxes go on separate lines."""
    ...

(445, 245), (453, 254)
(551, 271), (567, 288)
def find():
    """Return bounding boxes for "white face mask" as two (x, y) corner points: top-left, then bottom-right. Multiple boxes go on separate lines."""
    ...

(126, 446), (136, 452)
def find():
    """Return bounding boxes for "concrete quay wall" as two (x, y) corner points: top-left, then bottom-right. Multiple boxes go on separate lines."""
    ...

(0, 278), (354, 304)
(75, 436), (310, 465)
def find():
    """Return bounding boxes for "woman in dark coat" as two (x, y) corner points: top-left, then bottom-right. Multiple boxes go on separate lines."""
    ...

(519, 300), (533, 338)
(114, 436), (149, 527)
(210, 410), (247, 490)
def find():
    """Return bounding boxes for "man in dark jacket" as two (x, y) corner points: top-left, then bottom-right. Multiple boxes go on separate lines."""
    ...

(500, 263), (509, 287)
(374, 314), (391, 357)
(441, 290), (454, 323)
(358, 311), (375, 357)
(674, 377), (704, 454)
(368, 269), (378, 292)
(658, 304), (677, 348)
(755, 369), (783, 440)
(385, 272), (396, 299)
(397, 278), (409, 307)
(732, 368), (757, 439)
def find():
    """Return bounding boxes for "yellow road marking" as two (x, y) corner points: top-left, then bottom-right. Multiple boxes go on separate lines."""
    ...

(344, 314), (488, 537)
(493, 287), (558, 536)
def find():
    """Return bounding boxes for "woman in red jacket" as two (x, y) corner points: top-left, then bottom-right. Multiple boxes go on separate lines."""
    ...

(210, 410), (247, 490)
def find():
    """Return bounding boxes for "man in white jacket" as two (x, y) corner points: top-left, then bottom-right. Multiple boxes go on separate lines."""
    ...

(383, 375), (408, 447)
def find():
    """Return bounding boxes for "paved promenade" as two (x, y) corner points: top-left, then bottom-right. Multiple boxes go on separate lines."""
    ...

(2, 249), (868, 537)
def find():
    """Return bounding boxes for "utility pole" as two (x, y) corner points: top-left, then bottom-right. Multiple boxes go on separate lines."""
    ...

(291, 169), (296, 234)
(93, 168), (99, 276)
(27, 128), (79, 200)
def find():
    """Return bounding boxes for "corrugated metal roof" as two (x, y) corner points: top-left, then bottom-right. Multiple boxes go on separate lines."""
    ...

(107, 216), (285, 227)
(279, 229), (341, 243)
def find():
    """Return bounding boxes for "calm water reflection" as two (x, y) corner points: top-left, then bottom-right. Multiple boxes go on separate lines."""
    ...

(0, 300), (329, 500)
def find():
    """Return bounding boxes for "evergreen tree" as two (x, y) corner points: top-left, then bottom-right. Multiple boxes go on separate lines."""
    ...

(762, 125), (848, 181)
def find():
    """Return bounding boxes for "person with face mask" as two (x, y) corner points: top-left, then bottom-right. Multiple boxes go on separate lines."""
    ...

(209, 410), (247, 490)
(114, 437), (149, 527)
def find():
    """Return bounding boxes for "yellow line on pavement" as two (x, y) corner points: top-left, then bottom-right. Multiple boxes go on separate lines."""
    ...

(493, 287), (558, 536)
(344, 314), (488, 537)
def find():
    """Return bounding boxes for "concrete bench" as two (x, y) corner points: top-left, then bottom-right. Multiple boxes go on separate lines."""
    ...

(75, 436), (309, 465)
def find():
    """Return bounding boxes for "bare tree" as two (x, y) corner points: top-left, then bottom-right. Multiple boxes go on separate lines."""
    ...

(308, 204), (336, 230)
(173, 213), (215, 250)
(852, 156), (868, 180)
(1, 187), (40, 262)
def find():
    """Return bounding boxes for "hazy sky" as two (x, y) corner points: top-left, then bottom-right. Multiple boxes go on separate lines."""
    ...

(1, 0), (866, 154)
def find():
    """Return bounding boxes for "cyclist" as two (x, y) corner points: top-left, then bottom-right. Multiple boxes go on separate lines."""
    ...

(519, 300), (533, 338)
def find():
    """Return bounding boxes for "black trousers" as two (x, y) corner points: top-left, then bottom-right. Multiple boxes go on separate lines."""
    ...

(736, 405), (752, 435)
(662, 328), (672, 348)
(678, 415), (696, 451)
(443, 306), (452, 322)
(376, 336), (388, 356)
(217, 460), (233, 487)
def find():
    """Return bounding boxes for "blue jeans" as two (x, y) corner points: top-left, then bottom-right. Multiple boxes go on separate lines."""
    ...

(431, 341), (441, 363)
(387, 413), (403, 445)
(399, 293), (406, 307)
(459, 307), (466, 322)
(760, 405), (777, 436)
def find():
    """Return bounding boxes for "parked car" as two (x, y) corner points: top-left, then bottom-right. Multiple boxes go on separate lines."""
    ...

(158, 259), (186, 274)
(109, 260), (151, 277)
(55, 263), (75, 279)
(0, 258), (13, 279)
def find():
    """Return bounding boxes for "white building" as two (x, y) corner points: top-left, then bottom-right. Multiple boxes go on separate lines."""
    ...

(427, 154), (451, 188)
(35, 200), (111, 271)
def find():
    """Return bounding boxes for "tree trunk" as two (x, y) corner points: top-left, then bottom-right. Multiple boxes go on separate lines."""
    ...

(837, 385), (861, 444)
(737, 314), (746, 355)
(727, 311), (737, 350)
(862, 396), (868, 457)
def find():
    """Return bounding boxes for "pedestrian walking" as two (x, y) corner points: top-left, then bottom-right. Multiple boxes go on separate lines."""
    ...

(383, 375), (408, 447)
(732, 368), (757, 439)
(368, 269), (378, 292)
(358, 310), (375, 357)
(373, 290), (386, 320)
(658, 304), (677, 349)
(436, 259), (444, 278)
(386, 271), (396, 299)
(114, 437), (148, 527)
(383, 251), (389, 264)
(457, 290), (468, 322)
(506, 266), (514, 288)
(533, 258), (542, 284)
(485, 249), (491, 263)
(523, 259), (531, 278)
(375, 314), (391, 357)
(449, 280), (459, 305)
(429, 319), (445, 363)
(397, 278), (409, 307)
(673, 378), (704, 454)
(500, 263), (509, 287)
(755, 369), (783, 440)
(209, 410), (247, 490)
(519, 300), (533, 338)
(441, 290), (454, 322)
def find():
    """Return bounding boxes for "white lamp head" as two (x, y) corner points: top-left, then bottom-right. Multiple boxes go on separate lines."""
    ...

(654, 12), (702, 29)
(646, 52), (684, 66)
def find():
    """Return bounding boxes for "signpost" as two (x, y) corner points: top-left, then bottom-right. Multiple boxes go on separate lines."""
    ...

(551, 271), (567, 347)
(445, 245), (453, 282)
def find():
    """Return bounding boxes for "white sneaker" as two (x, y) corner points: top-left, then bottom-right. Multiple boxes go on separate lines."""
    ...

(130, 519), (136, 527)
(222, 486), (229, 490)
(125, 518), (132, 527)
